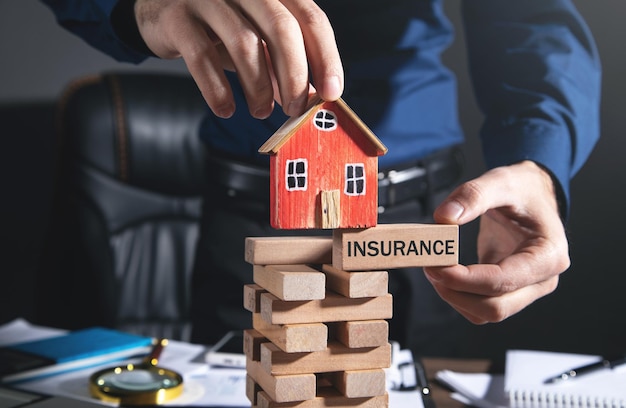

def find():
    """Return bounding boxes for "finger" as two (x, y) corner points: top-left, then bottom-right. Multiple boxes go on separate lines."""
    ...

(476, 210), (524, 264)
(424, 237), (569, 297)
(263, 46), (317, 107)
(427, 282), (488, 324)
(280, 0), (343, 101)
(433, 166), (519, 226)
(424, 274), (489, 324)
(234, 0), (311, 116)
(434, 161), (561, 227)
(135, 1), (236, 117)
(425, 264), (506, 297)
(169, 18), (236, 118)
(427, 273), (560, 323)
(190, 1), (275, 119)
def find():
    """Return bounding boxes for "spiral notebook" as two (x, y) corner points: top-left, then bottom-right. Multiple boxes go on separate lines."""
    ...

(504, 349), (626, 408)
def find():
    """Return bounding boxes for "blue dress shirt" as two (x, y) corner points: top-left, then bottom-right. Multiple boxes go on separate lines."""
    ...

(41, 0), (601, 215)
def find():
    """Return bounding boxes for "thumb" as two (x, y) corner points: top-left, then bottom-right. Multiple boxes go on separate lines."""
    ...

(433, 197), (467, 225)
(433, 167), (514, 225)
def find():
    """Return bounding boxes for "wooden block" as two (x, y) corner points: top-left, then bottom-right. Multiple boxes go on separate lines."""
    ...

(244, 284), (266, 313)
(257, 389), (388, 408)
(331, 320), (389, 348)
(247, 358), (316, 403)
(332, 223), (458, 271)
(254, 265), (326, 301)
(260, 291), (393, 325)
(247, 375), (262, 405)
(244, 328), (270, 362)
(322, 369), (387, 398)
(321, 264), (388, 298)
(245, 236), (332, 265)
(260, 341), (391, 375)
(253, 313), (327, 353)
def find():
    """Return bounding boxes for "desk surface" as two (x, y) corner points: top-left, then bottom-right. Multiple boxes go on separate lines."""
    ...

(423, 357), (491, 408)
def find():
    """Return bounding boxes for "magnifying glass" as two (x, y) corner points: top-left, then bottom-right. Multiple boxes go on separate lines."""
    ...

(89, 338), (184, 405)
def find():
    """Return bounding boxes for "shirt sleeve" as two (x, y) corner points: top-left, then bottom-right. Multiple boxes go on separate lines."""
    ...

(462, 0), (601, 218)
(40, 0), (153, 63)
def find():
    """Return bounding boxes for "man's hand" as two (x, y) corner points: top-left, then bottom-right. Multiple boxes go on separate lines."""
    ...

(424, 161), (570, 324)
(134, 0), (344, 119)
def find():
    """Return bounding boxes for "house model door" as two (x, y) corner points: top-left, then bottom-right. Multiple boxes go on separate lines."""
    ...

(320, 190), (340, 229)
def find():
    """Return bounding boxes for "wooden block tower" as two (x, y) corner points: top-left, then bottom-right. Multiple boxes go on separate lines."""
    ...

(242, 96), (459, 407)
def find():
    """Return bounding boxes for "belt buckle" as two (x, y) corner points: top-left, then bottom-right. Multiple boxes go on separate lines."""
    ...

(378, 165), (427, 213)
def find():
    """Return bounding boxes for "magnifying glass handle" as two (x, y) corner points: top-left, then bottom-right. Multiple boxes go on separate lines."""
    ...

(145, 339), (168, 367)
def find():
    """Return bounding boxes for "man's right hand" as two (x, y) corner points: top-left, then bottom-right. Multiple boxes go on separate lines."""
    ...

(135, 0), (344, 119)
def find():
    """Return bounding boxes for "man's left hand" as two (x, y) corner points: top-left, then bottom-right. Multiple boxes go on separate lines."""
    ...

(424, 160), (570, 324)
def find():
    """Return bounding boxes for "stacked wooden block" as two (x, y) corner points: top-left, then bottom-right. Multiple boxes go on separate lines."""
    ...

(242, 224), (458, 408)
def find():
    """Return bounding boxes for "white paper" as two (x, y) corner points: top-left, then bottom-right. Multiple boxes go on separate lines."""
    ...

(0, 320), (235, 406)
(176, 367), (249, 407)
(388, 389), (425, 408)
(505, 349), (626, 407)
(0, 319), (65, 346)
(436, 370), (507, 408)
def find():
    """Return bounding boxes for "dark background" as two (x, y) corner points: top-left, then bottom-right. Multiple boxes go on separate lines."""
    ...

(444, 1), (626, 360)
(1, 1), (625, 359)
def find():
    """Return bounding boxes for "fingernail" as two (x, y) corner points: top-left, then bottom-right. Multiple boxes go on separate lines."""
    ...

(214, 103), (235, 119)
(253, 105), (272, 120)
(424, 269), (441, 283)
(439, 200), (465, 221)
(323, 75), (342, 100)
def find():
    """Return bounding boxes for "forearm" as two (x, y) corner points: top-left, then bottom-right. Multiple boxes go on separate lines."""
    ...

(462, 0), (601, 218)
(40, 0), (152, 63)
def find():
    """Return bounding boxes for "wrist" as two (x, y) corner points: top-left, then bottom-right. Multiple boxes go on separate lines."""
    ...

(519, 160), (567, 223)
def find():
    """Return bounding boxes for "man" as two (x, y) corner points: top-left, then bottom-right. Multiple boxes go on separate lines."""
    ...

(41, 0), (601, 355)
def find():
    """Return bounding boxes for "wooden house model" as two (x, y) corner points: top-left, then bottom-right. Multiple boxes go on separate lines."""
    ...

(259, 96), (387, 230)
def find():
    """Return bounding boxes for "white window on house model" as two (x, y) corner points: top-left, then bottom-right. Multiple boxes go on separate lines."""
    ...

(286, 159), (308, 191)
(313, 109), (337, 131)
(345, 163), (366, 195)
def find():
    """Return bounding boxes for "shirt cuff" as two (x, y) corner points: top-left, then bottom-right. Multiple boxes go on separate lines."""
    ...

(482, 120), (571, 221)
(110, 0), (156, 58)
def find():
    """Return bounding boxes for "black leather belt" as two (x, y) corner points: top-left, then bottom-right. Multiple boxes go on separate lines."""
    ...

(377, 146), (464, 212)
(207, 146), (463, 214)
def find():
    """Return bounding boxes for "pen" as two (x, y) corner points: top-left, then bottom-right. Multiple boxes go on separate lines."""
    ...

(399, 358), (436, 408)
(544, 354), (626, 384)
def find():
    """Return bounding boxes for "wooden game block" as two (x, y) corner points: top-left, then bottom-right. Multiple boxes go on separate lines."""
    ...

(252, 314), (328, 353)
(260, 291), (393, 325)
(254, 265), (326, 301)
(245, 236), (332, 265)
(260, 341), (391, 375)
(256, 389), (388, 408)
(247, 375), (263, 405)
(247, 358), (317, 403)
(321, 264), (388, 298)
(330, 320), (389, 348)
(244, 328), (270, 362)
(332, 223), (458, 271)
(244, 284), (266, 313)
(322, 369), (387, 398)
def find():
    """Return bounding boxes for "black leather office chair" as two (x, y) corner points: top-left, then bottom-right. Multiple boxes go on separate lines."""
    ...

(38, 72), (208, 341)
